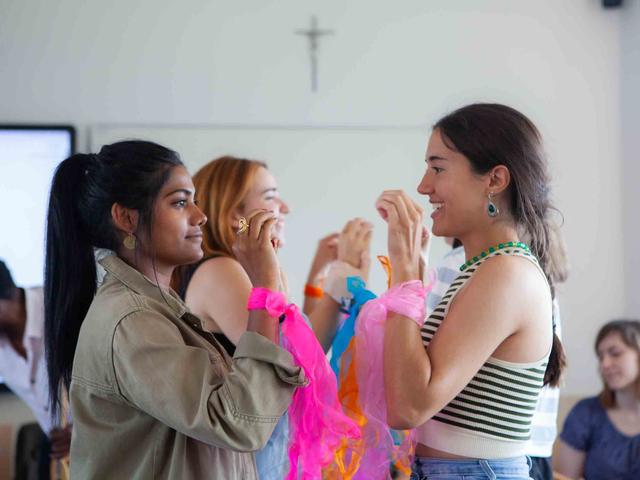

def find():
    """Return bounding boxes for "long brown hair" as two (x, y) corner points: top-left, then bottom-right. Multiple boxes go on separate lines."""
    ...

(434, 103), (567, 387)
(595, 320), (640, 408)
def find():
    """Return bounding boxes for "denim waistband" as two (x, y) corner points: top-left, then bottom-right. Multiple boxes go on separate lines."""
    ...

(412, 456), (532, 479)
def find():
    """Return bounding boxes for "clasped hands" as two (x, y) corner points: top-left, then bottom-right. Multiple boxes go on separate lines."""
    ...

(375, 190), (429, 286)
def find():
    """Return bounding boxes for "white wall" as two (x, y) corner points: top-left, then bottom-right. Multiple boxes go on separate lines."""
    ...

(621, 0), (640, 317)
(0, 0), (626, 400)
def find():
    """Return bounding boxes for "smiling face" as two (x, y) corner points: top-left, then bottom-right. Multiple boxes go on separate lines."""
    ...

(416, 129), (490, 238)
(144, 166), (208, 269)
(597, 332), (640, 393)
(237, 167), (289, 245)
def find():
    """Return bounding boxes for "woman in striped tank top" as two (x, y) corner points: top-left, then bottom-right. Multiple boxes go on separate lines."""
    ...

(376, 103), (566, 480)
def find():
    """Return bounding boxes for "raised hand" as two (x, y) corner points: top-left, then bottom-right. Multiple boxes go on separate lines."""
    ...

(337, 218), (373, 281)
(232, 210), (280, 290)
(307, 232), (339, 285)
(375, 190), (426, 284)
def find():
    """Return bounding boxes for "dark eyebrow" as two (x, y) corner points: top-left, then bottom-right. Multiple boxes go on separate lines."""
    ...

(426, 155), (448, 163)
(164, 188), (193, 198)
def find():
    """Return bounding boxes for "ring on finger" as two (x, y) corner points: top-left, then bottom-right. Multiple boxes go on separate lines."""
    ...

(237, 217), (249, 234)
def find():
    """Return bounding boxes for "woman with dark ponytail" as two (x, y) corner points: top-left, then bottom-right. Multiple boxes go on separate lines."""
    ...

(376, 104), (566, 479)
(44, 140), (306, 479)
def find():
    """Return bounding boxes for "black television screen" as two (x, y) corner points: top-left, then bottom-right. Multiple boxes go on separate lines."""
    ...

(0, 125), (75, 390)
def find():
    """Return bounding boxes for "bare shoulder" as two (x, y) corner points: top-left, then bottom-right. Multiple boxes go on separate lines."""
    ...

(454, 253), (551, 324)
(471, 254), (549, 293)
(191, 256), (250, 284)
(186, 257), (251, 301)
(184, 256), (251, 339)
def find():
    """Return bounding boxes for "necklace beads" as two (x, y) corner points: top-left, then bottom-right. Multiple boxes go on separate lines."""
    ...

(459, 241), (530, 272)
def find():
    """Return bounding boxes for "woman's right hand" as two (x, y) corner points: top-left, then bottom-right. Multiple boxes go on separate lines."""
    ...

(337, 218), (373, 281)
(232, 210), (280, 290)
(375, 190), (425, 284)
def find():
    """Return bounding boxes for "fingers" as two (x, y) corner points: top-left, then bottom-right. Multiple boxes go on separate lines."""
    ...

(247, 210), (276, 241)
(245, 209), (269, 222)
(320, 232), (339, 244)
(233, 210), (280, 288)
(376, 198), (400, 224)
(233, 210), (278, 259)
(337, 217), (373, 269)
(258, 216), (279, 247)
(376, 190), (424, 226)
(317, 233), (339, 255)
(340, 218), (373, 254)
(421, 225), (430, 248)
(341, 218), (356, 235)
(341, 218), (373, 237)
(363, 227), (373, 246)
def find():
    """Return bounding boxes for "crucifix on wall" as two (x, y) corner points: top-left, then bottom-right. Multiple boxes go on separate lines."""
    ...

(295, 16), (334, 92)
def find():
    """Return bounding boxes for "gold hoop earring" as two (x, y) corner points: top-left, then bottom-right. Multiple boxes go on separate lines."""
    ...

(123, 233), (137, 250)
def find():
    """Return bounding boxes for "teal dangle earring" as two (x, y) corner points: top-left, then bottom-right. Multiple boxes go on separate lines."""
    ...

(487, 192), (499, 217)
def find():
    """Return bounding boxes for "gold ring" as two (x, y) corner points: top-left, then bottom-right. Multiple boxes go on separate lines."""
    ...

(237, 217), (249, 234)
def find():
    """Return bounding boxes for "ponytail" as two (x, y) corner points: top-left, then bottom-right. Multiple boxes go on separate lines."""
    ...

(45, 154), (99, 418)
(531, 219), (568, 387)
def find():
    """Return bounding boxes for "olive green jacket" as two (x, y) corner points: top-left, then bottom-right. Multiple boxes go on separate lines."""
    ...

(69, 255), (305, 479)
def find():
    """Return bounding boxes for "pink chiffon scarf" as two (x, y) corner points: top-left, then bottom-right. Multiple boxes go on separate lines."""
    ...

(248, 287), (361, 479)
(354, 280), (430, 479)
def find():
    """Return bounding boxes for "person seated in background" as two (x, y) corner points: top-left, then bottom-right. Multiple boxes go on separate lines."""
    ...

(554, 319), (640, 480)
(0, 260), (71, 477)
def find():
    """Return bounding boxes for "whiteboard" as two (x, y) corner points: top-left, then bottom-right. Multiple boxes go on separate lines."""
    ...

(91, 125), (449, 303)
(0, 128), (74, 287)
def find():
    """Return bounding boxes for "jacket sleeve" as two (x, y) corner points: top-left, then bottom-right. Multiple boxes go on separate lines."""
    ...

(111, 309), (306, 451)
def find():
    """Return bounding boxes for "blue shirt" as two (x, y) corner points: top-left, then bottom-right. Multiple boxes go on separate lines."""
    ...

(254, 414), (289, 480)
(560, 396), (640, 480)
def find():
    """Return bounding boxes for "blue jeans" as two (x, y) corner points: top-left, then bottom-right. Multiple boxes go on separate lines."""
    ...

(410, 456), (532, 480)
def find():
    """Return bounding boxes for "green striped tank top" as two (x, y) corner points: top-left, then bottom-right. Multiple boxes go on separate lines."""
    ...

(416, 245), (551, 458)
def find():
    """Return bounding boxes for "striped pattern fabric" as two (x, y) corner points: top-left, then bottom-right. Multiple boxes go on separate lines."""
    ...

(421, 246), (549, 442)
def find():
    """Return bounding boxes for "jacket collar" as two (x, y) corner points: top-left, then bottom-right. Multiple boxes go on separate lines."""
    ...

(99, 255), (187, 317)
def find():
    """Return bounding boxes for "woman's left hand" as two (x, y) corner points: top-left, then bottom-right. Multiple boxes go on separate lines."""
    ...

(307, 232), (340, 285)
(375, 190), (427, 284)
(337, 218), (373, 282)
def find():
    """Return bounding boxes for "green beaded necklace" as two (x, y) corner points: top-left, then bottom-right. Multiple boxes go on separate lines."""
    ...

(459, 241), (531, 272)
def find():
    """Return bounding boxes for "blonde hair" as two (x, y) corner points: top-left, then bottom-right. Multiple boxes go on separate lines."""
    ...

(595, 319), (640, 408)
(194, 156), (267, 258)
